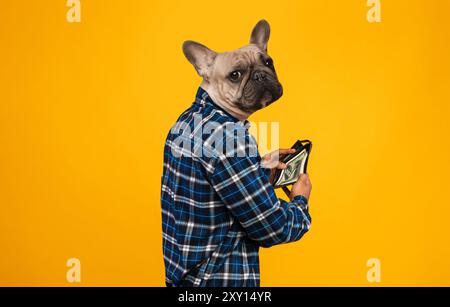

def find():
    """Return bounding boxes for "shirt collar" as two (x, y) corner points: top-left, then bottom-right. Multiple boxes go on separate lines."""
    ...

(195, 87), (250, 128)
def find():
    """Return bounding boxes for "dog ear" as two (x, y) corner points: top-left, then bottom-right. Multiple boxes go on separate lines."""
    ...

(182, 41), (217, 79)
(250, 19), (270, 52)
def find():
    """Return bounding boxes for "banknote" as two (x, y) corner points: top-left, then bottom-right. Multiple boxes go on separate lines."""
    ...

(273, 140), (312, 188)
(273, 148), (308, 187)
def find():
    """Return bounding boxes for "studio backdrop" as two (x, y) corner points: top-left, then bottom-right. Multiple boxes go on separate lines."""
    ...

(1, 0), (449, 286)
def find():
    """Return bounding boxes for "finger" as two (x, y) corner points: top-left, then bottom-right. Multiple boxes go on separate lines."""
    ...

(263, 153), (272, 161)
(278, 148), (296, 155)
(298, 173), (309, 181)
(276, 162), (287, 169)
(300, 174), (311, 185)
(278, 149), (296, 159)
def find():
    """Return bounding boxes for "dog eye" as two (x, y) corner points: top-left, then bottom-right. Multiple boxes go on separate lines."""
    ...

(229, 71), (242, 82)
(264, 58), (273, 67)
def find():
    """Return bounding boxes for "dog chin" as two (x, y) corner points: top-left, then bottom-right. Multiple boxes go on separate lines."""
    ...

(263, 87), (283, 107)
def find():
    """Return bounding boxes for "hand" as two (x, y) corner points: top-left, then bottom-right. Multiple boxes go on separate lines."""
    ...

(290, 173), (312, 201)
(262, 148), (296, 184)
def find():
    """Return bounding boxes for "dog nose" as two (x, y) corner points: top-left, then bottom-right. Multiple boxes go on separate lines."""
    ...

(252, 71), (267, 82)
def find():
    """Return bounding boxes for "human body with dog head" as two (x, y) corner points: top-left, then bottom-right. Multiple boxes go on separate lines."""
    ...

(161, 20), (312, 287)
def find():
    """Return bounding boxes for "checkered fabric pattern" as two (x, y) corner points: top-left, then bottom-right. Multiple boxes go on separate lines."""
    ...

(161, 87), (311, 287)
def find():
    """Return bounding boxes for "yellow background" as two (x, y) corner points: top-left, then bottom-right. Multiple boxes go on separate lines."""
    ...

(1, 0), (449, 286)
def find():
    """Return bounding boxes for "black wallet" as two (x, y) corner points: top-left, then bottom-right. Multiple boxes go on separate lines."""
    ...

(272, 140), (312, 196)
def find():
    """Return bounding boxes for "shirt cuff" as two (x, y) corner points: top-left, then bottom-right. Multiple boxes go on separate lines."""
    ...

(293, 195), (309, 206)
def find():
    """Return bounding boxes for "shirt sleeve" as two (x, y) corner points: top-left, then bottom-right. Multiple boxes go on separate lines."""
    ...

(209, 133), (312, 248)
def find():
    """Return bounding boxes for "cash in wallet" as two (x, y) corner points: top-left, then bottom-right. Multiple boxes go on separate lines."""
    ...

(272, 140), (312, 197)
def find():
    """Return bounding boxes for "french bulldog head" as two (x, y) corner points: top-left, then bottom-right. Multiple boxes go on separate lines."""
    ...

(183, 20), (283, 120)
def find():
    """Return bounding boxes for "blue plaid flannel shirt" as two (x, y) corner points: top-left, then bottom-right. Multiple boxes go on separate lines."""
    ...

(161, 87), (311, 287)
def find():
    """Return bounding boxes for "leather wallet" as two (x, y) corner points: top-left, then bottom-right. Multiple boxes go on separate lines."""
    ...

(272, 140), (312, 196)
